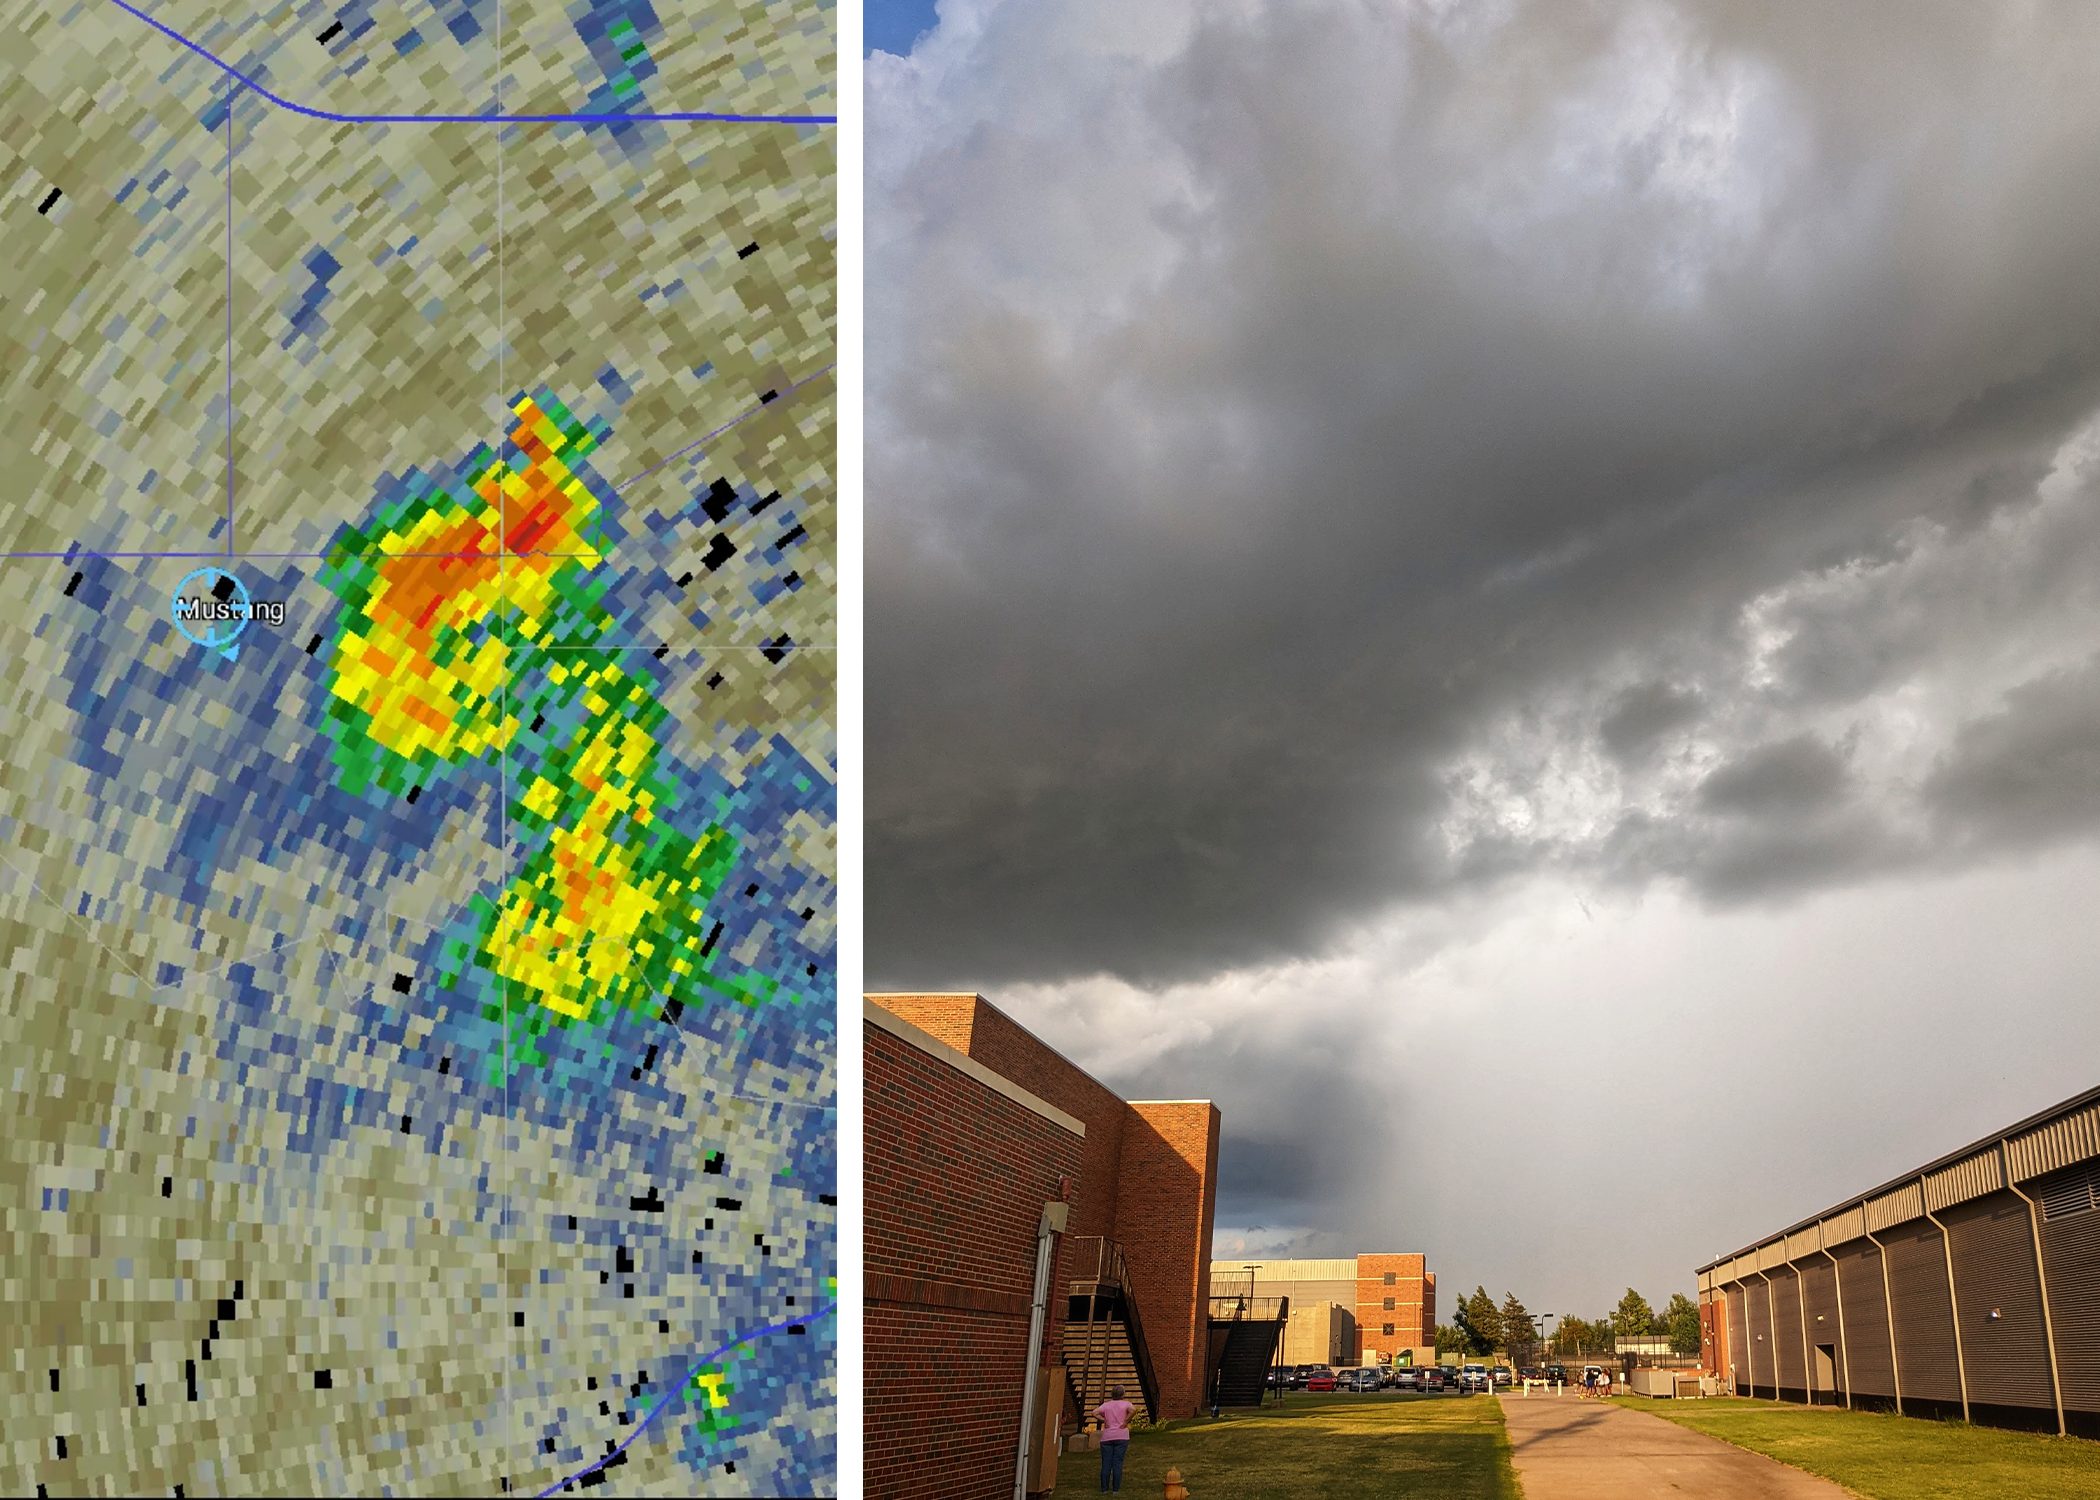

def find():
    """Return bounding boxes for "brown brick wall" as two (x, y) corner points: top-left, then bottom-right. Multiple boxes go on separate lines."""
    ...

(1354, 1253), (1430, 1363)
(866, 996), (1224, 1422)
(869, 994), (1129, 1240)
(864, 1020), (1085, 1499)
(867, 992), (982, 1054)
(1114, 1102), (1221, 1417)
(1701, 1288), (1729, 1381)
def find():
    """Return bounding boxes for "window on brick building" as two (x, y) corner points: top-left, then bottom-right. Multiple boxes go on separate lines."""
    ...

(1383, 1323), (1395, 1336)
(1383, 1297), (1395, 1310)
(1383, 1272), (1397, 1285)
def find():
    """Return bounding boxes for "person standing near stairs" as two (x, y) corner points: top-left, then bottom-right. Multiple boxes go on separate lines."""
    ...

(1094, 1385), (1134, 1493)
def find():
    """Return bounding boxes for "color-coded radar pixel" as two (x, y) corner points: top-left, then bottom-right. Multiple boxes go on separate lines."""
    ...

(0, 0), (836, 1493)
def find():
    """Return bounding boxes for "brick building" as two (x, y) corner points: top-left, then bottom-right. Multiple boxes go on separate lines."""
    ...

(1212, 1254), (1437, 1365)
(865, 994), (1223, 1499)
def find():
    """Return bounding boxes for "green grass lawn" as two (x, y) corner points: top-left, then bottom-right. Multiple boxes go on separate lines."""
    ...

(1050, 1393), (1518, 1499)
(1611, 1396), (2100, 1499)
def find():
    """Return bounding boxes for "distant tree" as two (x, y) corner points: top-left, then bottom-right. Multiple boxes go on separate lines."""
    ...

(1611, 1288), (1655, 1341)
(1500, 1292), (1533, 1358)
(1434, 1323), (1467, 1356)
(1663, 1292), (1701, 1355)
(1571, 1316), (1611, 1355)
(1454, 1285), (1503, 1355)
(1567, 1315), (1609, 1355)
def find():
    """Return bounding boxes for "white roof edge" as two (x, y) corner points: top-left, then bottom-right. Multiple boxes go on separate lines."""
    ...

(863, 998), (1086, 1138)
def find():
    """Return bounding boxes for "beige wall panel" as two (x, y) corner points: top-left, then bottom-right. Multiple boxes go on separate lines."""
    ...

(2008, 1104), (2100, 1182)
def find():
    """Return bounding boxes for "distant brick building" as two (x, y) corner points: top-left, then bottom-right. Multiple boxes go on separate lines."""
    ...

(865, 994), (1223, 1499)
(1212, 1255), (1437, 1364)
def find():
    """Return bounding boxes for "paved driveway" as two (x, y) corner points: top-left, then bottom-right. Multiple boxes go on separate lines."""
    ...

(1498, 1394), (1851, 1498)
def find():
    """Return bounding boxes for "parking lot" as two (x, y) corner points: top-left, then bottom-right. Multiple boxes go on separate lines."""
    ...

(1269, 1362), (1542, 1398)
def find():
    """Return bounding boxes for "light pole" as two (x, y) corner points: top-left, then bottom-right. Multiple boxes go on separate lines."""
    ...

(1244, 1263), (1268, 1406)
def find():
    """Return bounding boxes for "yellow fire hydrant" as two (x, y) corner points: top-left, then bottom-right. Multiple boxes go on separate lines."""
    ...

(1164, 1467), (1190, 1499)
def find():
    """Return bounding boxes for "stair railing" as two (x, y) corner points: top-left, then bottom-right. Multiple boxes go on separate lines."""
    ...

(1064, 1236), (1162, 1424)
(1205, 1295), (1291, 1408)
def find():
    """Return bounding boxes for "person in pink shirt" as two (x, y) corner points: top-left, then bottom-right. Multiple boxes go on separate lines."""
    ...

(1093, 1385), (1134, 1492)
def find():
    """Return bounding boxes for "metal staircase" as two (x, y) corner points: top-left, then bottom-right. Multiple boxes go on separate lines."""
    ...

(1064, 1237), (1161, 1424)
(1205, 1291), (1290, 1409)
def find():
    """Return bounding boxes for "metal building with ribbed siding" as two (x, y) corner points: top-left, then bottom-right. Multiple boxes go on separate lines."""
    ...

(1697, 1085), (2100, 1437)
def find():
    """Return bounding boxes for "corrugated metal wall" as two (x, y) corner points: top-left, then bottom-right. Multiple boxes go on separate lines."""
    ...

(2036, 1162), (2100, 1439)
(1940, 1184), (2041, 1428)
(1941, 1192), (2054, 1430)
(1746, 1278), (1777, 1399)
(1824, 1204), (1865, 1245)
(1883, 1219), (1963, 1414)
(1833, 1239), (1896, 1408)
(1799, 1257), (1843, 1403)
(2009, 1103), (2100, 1182)
(1771, 1267), (1808, 1401)
(1702, 1088), (2100, 1436)
(1867, 1182), (1924, 1234)
(1927, 1152), (2004, 1213)
(1727, 1285), (1749, 1392)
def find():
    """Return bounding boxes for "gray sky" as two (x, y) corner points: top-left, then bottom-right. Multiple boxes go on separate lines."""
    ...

(865, 0), (2100, 1322)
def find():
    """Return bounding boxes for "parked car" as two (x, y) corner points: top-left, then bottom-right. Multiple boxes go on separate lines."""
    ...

(1392, 1367), (1423, 1391)
(1339, 1367), (1383, 1392)
(1518, 1366), (1545, 1385)
(1420, 1368), (1446, 1392)
(1491, 1366), (1514, 1389)
(1459, 1363), (1490, 1393)
(1545, 1363), (1568, 1385)
(1305, 1367), (1338, 1392)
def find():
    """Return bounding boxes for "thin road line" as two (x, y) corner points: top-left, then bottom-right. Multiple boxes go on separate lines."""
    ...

(533, 1302), (837, 1498)
(0, 845), (150, 989)
(104, 0), (838, 124)
(611, 363), (837, 496)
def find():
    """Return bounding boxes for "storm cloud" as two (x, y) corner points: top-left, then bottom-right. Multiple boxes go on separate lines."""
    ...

(868, 0), (2100, 1304)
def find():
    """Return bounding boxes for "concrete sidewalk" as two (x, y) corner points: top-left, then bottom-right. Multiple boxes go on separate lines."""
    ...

(1497, 1394), (1850, 1498)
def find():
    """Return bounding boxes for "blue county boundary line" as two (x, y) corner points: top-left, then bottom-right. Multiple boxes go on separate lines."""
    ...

(105, 0), (839, 124)
(535, 1301), (838, 1496)
(5, 10), (834, 565)
(0, 363), (836, 563)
